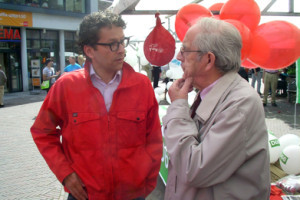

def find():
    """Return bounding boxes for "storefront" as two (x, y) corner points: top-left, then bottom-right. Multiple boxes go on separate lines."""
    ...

(26, 28), (60, 90)
(0, 27), (22, 92)
(0, 6), (86, 93)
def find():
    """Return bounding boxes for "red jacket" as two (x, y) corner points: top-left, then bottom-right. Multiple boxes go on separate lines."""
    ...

(31, 62), (163, 200)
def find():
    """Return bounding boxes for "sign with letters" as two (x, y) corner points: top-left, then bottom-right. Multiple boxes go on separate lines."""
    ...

(0, 9), (32, 27)
(0, 28), (21, 41)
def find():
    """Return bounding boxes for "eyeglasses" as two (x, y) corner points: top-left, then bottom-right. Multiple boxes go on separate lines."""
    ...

(180, 46), (203, 57)
(95, 37), (130, 52)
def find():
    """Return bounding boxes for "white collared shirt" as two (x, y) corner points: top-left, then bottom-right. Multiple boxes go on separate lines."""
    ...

(90, 65), (122, 111)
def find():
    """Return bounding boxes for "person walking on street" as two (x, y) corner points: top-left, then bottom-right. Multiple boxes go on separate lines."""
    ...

(251, 67), (262, 95)
(0, 64), (7, 107)
(263, 69), (280, 107)
(152, 65), (162, 88)
(162, 17), (270, 200)
(64, 56), (82, 72)
(31, 11), (162, 200)
(42, 58), (60, 93)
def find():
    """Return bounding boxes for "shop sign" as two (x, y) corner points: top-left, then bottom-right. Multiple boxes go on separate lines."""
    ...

(0, 28), (21, 41)
(0, 9), (32, 27)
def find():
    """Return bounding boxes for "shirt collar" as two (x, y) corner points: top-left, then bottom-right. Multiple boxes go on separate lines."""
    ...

(90, 64), (122, 84)
(200, 78), (220, 100)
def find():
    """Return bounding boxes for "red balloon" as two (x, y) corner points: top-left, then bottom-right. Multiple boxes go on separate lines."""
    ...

(248, 21), (300, 70)
(224, 19), (253, 62)
(242, 59), (258, 69)
(209, 3), (224, 11)
(175, 4), (213, 41)
(220, 0), (261, 31)
(144, 13), (176, 66)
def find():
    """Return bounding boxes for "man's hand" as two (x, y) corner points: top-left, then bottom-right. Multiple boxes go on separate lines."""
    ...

(63, 172), (88, 200)
(168, 78), (193, 102)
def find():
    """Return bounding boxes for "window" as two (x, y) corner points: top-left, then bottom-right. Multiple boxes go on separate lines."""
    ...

(66, 0), (85, 13)
(41, 30), (58, 40)
(64, 31), (79, 53)
(2, 0), (86, 14)
(26, 29), (40, 39)
(26, 29), (58, 50)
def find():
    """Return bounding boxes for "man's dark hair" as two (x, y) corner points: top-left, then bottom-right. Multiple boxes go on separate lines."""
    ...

(78, 10), (126, 57)
(45, 58), (52, 66)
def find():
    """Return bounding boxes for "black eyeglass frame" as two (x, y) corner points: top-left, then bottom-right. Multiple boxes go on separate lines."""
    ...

(180, 46), (203, 57)
(95, 37), (130, 52)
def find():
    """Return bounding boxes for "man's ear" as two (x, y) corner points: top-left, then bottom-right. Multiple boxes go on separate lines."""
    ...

(205, 52), (216, 71)
(84, 45), (94, 60)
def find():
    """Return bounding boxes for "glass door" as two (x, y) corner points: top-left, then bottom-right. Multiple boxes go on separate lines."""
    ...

(0, 52), (22, 92)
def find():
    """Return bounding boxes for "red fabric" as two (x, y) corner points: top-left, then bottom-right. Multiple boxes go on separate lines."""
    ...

(270, 185), (284, 200)
(144, 13), (175, 66)
(31, 62), (163, 200)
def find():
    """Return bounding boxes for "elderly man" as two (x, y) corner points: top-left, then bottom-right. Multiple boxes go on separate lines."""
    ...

(163, 17), (270, 200)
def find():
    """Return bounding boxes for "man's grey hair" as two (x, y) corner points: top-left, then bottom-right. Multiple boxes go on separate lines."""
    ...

(193, 17), (242, 74)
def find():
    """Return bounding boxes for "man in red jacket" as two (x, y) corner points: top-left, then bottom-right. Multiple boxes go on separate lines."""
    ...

(31, 10), (162, 200)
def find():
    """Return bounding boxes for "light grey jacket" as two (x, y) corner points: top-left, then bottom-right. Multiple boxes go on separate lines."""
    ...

(163, 72), (270, 200)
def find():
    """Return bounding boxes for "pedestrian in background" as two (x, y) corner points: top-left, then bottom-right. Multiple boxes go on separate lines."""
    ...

(263, 69), (280, 107)
(0, 64), (7, 108)
(31, 10), (162, 200)
(162, 17), (270, 200)
(251, 67), (262, 95)
(152, 65), (162, 88)
(77, 54), (86, 68)
(64, 56), (81, 72)
(42, 58), (60, 93)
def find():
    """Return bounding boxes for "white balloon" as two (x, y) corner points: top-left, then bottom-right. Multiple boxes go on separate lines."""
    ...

(166, 81), (173, 90)
(168, 59), (183, 79)
(278, 134), (300, 152)
(155, 92), (161, 103)
(140, 56), (149, 66)
(166, 92), (171, 104)
(268, 133), (281, 163)
(125, 51), (138, 67)
(154, 87), (165, 95)
(280, 145), (300, 175)
(136, 42), (145, 58)
(166, 70), (173, 78)
(140, 70), (148, 76)
(132, 64), (140, 72)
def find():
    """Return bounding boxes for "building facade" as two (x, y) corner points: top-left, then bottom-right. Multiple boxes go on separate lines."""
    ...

(0, 0), (101, 92)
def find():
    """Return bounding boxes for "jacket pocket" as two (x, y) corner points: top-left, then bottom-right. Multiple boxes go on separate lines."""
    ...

(69, 112), (104, 150)
(116, 111), (147, 148)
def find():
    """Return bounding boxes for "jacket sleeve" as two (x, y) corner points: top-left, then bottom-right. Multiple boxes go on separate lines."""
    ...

(30, 83), (74, 183)
(144, 81), (163, 196)
(162, 98), (250, 187)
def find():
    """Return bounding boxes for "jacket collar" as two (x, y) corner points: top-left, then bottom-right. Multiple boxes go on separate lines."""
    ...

(197, 72), (239, 123)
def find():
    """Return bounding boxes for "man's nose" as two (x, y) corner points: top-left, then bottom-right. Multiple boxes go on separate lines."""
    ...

(176, 51), (183, 62)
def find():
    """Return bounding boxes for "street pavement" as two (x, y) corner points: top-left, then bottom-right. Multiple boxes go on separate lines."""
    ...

(0, 85), (299, 199)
